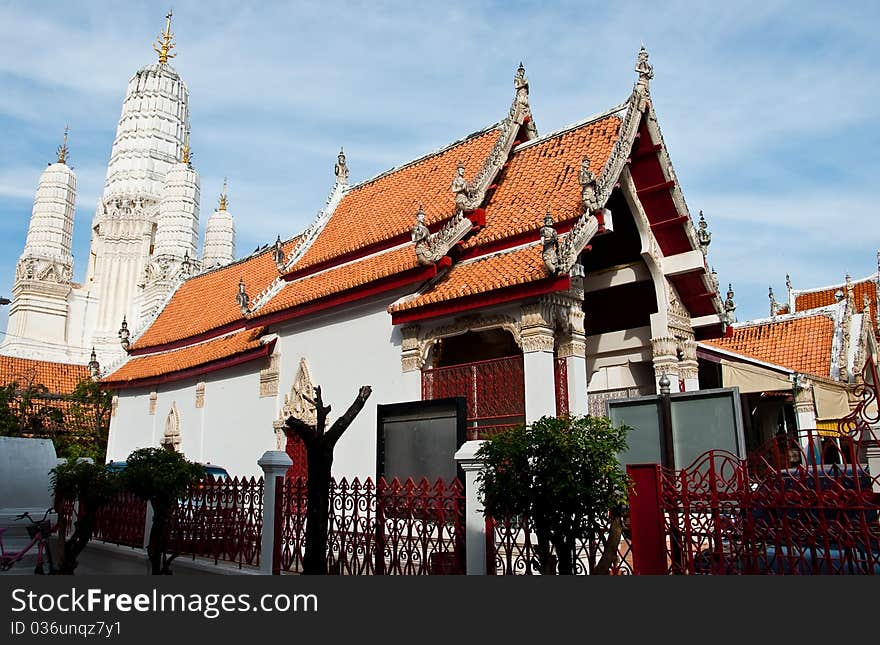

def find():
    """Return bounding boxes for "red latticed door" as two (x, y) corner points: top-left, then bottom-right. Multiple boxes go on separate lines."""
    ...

(422, 355), (525, 438)
(285, 434), (308, 482)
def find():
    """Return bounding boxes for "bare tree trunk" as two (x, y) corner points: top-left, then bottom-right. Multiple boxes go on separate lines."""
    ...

(286, 385), (372, 575)
(592, 514), (624, 576)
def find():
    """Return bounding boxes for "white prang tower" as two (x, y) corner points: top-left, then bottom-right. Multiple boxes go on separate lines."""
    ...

(0, 11), (228, 368)
(4, 130), (77, 359)
(86, 10), (193, 348)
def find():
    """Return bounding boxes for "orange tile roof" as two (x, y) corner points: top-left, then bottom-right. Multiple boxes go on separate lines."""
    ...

(795, 276), (877, 329)
(294, 127), (502, 271)
(463, 114), (622, 250)
(0, 356), (89, 394)
(702, 313), (836, 378)
(389, 244), (546, 313)
(131, 239), (298, 350)
(125, 105), (628, 358)
(259, 246), (420, 317)
(105, 328), (266, 385)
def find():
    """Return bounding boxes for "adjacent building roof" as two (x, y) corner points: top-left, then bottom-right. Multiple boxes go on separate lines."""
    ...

(702, 312), (836, 378)
(792, 273), (878, 330)
(0, 356), (89, 394)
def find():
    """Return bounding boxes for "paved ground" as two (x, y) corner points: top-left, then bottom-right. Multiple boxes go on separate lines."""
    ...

(1, 539), (257, 576)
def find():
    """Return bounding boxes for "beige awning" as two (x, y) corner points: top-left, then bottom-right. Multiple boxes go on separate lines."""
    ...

(720, 360), (792, 394)
(813, 382), (852, 420)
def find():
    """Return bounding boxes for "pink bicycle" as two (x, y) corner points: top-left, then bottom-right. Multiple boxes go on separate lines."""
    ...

(0, 509), (56, 574)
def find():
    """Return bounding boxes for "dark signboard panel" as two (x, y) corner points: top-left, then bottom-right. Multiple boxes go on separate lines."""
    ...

(376, 398), (466, 482)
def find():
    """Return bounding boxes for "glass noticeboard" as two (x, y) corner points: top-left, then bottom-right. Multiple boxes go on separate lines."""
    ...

(607, 387), (746, 469)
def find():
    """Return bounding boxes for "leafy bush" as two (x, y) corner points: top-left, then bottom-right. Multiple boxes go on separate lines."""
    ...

(477, 415), (631, 574)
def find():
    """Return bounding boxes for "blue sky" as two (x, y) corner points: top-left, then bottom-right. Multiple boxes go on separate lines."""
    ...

(0, 0), (877, 334)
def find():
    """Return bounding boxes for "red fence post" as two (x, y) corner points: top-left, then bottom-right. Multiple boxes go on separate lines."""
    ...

(627, 464), (667, 575)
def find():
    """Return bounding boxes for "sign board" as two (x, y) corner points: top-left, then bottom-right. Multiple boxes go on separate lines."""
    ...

(376, 398), (466, 482)
(607, 387), (746, 469)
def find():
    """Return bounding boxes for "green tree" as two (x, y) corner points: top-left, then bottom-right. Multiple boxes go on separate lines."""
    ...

(62, 378), (113, 463)
(477, 415), (631, 575)
(120, 448), (205, 575)
(50, 460), (120, 574)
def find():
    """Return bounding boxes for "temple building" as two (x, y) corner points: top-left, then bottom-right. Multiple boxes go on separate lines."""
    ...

(0, 12), (236, 371)
(101, 47), (733, 477)
(699, 262), (879, 454)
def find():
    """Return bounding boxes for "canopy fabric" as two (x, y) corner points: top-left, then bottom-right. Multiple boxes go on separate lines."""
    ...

(720, 360), (792, 394)
(813, 382), (851, 421)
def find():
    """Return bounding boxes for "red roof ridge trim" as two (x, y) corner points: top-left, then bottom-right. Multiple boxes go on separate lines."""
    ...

(391, 274), (571, 325)
(104, 338), (274, 390)
(247, 263), (438, 330)
(128, 320), (248, 357)
(127, 326), (255, 359)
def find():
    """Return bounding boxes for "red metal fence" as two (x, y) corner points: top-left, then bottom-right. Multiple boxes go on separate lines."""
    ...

(487, 514), (633, 575)
(276, 476), (465, 575)
(91, 491), (147, 548)
(169, 475), (264, 568)
(628, 439), (880, 575)
(422, 355), (525, 438)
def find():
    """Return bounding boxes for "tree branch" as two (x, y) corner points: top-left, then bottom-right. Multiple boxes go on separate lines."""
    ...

(284, 416), (317, 447)
(325, 385), (372, 446)
(313, 386), (331, 437)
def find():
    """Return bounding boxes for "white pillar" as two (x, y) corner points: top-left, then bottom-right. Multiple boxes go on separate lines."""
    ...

(258, 450), (292, 575)
(454, 440), (487, 576)
(566, 354), (589, 416)
(524, 350), (556, 422)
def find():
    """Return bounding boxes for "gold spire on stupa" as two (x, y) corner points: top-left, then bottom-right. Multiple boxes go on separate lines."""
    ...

(56, 125), (70, 165)
(181, 131), (191, 166)
(153, 9), (176, 64)
(219, 177), (228, 210)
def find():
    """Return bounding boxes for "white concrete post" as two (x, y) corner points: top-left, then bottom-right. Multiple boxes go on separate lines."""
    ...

(566, 354), (589, 416)
(258, 450), (292, 574)
(454, 440), (487, 576)
(523, 350), (557, 422)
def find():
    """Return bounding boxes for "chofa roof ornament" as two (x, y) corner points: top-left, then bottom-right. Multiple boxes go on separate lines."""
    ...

(236, 277), (249, 316)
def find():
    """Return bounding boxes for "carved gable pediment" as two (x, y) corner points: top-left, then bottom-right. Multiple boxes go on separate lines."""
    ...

(277, 357), (317, 427)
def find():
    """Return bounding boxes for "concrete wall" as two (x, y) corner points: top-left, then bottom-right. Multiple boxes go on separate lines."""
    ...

(0, 437), (57, 511)
(109, 294), (420, 479)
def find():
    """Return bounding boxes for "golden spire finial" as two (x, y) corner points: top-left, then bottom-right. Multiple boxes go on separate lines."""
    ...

(153, 9), (176, 64)
(219, 177), (228, 210)
(181, 131), (191, 165)
(56, 124), (70, 165)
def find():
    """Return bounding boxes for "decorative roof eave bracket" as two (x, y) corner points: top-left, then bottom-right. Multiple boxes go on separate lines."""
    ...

(411, 63), (540, 267)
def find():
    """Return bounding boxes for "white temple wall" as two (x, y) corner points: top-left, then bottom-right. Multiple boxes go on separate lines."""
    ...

(274, 296), (417, 480)
(106, 387), (157, 463)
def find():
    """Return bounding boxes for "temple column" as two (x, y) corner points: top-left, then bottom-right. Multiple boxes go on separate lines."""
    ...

(651, 336), (682, 393)
(400, 325), (424, 400)
(556, 280), (589, 416)
(521, 302), (557, 422)
(679, 339), (700, 392)
(794, 380), (818, 457)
